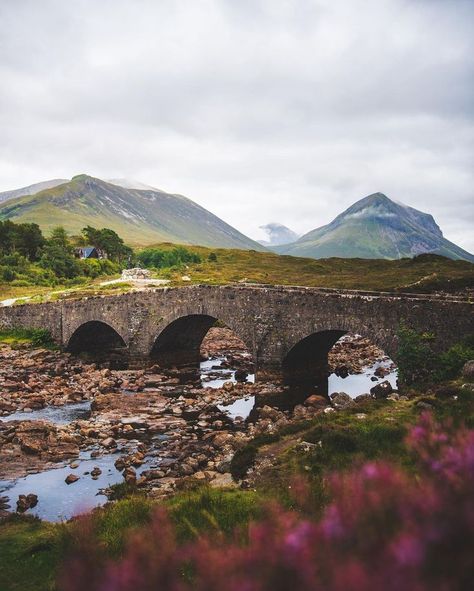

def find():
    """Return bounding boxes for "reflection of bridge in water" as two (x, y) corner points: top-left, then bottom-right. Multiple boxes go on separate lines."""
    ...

(0, 285), (472, 393)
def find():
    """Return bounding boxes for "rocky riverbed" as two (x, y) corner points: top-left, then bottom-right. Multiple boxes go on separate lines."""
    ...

(0, 328), (398, 520)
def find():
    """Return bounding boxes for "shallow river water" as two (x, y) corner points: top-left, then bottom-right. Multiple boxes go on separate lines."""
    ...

(4, 400), (91, 425)
(0, 355), (397, 521)
(0, 451), (156, 521)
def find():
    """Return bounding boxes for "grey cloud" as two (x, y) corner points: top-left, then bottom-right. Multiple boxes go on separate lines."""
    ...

(0, 0), (472, 251)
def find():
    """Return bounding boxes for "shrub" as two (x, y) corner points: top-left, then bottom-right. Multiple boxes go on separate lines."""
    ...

(397, 325), (474, 387)
(137, 246), (201, 269)
(435, 341), (474, 382)
(59, 415), (474, 591)
(1, 267), (16, 281)
(10, 279), (31, 287)
(0, 327), (56, 348)
(397, 324), (437, 386)
(230, 444), (258, 480)
(80, 258), (120, 278)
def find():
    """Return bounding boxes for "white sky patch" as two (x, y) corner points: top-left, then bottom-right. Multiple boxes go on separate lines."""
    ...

(0, 0), (472, 252)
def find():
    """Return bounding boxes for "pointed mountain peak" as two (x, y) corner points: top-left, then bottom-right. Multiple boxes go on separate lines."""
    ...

(277, 192), (473, 262)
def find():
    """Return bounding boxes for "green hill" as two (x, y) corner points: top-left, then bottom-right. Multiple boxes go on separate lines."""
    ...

(0, 175), (265, 250)
(277, 193), (474, 262)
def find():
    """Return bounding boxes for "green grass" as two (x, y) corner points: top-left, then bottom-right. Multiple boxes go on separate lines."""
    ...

(139, 245), (474, 293)
(1, 244), (472, 303)
(1, 385), (473, 590)
(91, 495), (154, 556)
(0, 488), (262, 591)
(0, 327), (56, 349)
(0, 515), (65, 591)
(166, 486), (262, 543)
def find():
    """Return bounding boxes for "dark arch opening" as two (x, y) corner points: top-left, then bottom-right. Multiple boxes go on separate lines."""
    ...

(150, 315), (219, 368)
(282, 330), (346, 395)
(67, 321), (128, 365)
(282, 330), (397, 401)
(150, 315), (254, 386)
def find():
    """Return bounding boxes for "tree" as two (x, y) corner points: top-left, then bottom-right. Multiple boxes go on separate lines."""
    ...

(39, 243), (82, 278)
(38, 226), (78, 278)
(15, 223), (45, 260)
(82, 226), (133, 263)
(49, 226), (72, 252)
(0, 220), (17, 254)
(0, 220), (45, 261)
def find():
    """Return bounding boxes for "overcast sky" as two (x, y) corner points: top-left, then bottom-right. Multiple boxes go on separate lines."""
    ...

(0, 0), (473, 250)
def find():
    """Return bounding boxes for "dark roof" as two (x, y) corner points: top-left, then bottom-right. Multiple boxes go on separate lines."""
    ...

(80, 246), (98, 258)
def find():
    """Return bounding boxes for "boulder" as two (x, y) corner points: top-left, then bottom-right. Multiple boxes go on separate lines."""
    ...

(416, 401), (434, 411)
(142, 469), (165, 481)
(462, 360), (474, 381)
(330, 392), (355, 409)
(16, 493), (38, 513)
(434, 385), (459, 399)
(234, 369), (248, 382)
(114, 457), (127, 471)
(65, 474), (79, 485)
(304, 395), (328, 409)
(370, 380), (393, 399)
(212, 432), (234, 448)
(123, 467), (137, 485)
(102, 437), (117, 449)
(354, 393), (372, 404)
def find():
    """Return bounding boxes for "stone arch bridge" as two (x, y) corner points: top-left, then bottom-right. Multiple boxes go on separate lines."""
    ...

(0, 285), (472, 386)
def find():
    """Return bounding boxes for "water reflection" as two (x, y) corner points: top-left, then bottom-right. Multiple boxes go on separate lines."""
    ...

(328, 360), (398, 398)
(200, 357), (255, 389)
(0, 451), (156, 522)
(218, 396), (255, 420)
(2, 401), (91, 425)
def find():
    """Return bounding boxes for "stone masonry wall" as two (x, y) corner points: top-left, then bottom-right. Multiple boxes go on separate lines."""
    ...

(0, 286), (472, 379)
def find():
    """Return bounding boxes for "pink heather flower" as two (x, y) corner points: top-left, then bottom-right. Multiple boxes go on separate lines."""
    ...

(321, 505), (345, 539)
(392, 534), (425, 567)
(59, 416), (474, 591)
(361, 462), (379, 479)
(284, 522), (313, 552)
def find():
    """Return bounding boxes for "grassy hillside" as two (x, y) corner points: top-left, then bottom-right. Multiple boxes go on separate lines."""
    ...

(140, 244), (474, 293)
(1, 244), (473, 304)
(0, 175), (266, 250)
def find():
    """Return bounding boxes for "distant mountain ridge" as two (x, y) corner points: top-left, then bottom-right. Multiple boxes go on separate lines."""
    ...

(276, 193), (474, 262)
(258, 223), (300, 246)
(0, 174), (266, 250)
(0, 179), (68, 204)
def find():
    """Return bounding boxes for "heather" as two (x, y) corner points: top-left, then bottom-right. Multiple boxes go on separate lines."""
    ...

(56, 414), (474, 591)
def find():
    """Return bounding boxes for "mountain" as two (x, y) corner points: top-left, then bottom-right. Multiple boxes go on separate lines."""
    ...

(277, 193), (474, 262)
(0, 179), (68, 204)
(0, 174), (266, 250)
(258, 223), (300, 247)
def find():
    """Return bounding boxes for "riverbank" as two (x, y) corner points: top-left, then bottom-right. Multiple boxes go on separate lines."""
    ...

(1, 326), (473, 590)
(1, 366), (473, 591)
(0, 328), (398, 520)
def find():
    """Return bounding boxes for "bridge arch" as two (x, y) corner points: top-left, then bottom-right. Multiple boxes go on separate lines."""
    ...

(282, 329), (346, 388)
(282, 328), (397, 396)
(66, 320), (128, 358)
(150, 314), (253, 371)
